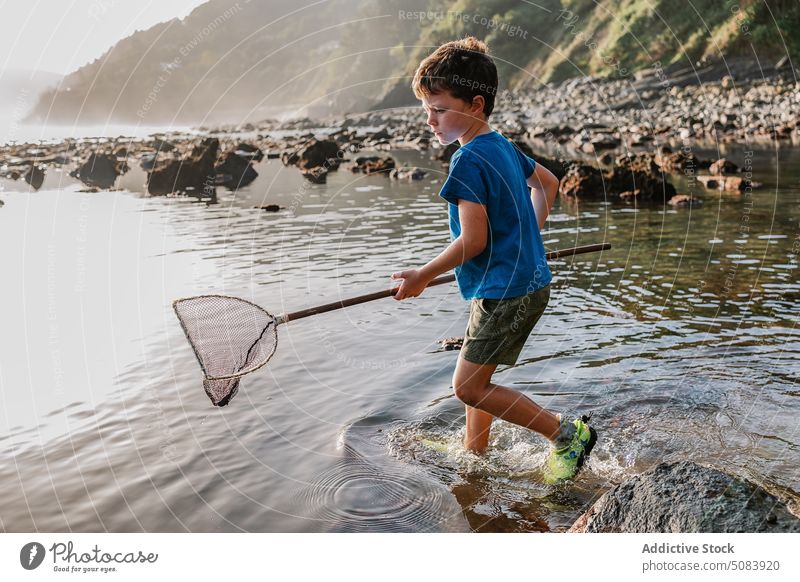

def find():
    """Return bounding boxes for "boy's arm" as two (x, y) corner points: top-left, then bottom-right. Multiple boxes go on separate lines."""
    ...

(391, 199), (487, 300)
(527, 163), (559, 230)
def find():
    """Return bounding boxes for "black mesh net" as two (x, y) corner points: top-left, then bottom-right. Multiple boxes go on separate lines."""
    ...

(173, 295), (278, 406)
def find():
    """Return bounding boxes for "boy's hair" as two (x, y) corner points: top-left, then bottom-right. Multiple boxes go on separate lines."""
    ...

(412, 36), (498, 117)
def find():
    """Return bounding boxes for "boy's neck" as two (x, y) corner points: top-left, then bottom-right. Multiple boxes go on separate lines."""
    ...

(458, 120), (493, 146)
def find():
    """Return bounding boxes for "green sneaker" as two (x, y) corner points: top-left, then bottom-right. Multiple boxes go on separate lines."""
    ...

(543, 416), (598, 485)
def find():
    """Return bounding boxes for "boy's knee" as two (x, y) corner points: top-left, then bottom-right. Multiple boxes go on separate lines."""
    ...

(451, 380), (486, 408)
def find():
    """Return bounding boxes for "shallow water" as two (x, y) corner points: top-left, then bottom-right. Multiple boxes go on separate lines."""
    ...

(0, 140), (798, 532)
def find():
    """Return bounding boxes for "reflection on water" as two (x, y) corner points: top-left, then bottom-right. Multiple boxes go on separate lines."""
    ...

(0, 142), (798, 532)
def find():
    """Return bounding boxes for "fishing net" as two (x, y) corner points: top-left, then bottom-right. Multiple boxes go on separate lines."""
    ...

(172, 244), (610, 408)
(173, 295), (278, 406)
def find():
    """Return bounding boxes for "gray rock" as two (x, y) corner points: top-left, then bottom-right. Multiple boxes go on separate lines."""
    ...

(559, 154), (677, 201)
(559, 163), (606, 199)
(150, 138), (176, 152)
(24, 164), (45, 190)
(147, 137), (218, 196)
(669, 194), (703, 207)
(296, 139), (341, 170)
(70, 152), (124, 189)
(351, 156), (395, 175)
(438, 337), (463, 351)
(697, 175), (762, 192)
(569, 461), (800, 533)
(215, 149), (258, 189)
(709, 158), (739, 175)
(369, 127), (392, 141)
(604, 154), (676, 201)
(390, 166), (426, 181)
(139, 153), (159, 171)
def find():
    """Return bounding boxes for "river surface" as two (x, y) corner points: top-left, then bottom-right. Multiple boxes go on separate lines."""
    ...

(0, 137), (798, 532)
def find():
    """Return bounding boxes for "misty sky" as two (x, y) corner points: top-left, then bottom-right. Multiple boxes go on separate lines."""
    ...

(0, 0), (208, 76)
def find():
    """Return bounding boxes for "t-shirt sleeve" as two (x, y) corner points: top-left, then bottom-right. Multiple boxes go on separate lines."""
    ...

(511, 143), (537, 179)
(439, 153), (488, 206)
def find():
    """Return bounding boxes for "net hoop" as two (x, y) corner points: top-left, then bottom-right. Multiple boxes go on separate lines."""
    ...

(172, 294), (279, 381)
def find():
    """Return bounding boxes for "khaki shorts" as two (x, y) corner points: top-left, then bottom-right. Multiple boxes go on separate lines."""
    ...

(460, 285), (550, 366)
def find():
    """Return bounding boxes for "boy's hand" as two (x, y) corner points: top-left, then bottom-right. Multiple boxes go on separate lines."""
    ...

(391, 269), (431, 300)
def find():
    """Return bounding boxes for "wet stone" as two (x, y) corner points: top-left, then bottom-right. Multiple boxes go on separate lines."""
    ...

(569, 461), (800, 533)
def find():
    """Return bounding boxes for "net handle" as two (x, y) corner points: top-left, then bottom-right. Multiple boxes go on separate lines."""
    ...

(279, 243), (610, 324)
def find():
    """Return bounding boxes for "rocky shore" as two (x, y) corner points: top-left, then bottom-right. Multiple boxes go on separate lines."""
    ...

(2, 70), (794, 204)
(569, 461), (800, 533)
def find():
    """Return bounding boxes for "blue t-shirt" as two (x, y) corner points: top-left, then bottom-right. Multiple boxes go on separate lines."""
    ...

(439, 130), (552, 300)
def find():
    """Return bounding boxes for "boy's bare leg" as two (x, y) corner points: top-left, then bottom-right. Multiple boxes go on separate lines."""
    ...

(464, 405), (493, 452)
(454, 356), (561, 452)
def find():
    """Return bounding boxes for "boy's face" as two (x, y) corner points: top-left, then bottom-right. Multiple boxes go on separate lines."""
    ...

(421, 91), (484, 145)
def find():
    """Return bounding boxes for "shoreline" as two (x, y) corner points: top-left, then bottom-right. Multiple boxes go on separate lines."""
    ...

(1, 70), (795, 201)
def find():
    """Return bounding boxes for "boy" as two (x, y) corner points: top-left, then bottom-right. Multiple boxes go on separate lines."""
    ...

(391, 37), (597, 484)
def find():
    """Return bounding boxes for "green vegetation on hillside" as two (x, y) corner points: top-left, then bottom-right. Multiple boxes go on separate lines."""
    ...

(27, 0), (797, 124)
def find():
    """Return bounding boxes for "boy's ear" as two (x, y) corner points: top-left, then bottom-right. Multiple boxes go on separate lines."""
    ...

(471, 95), (486, 116)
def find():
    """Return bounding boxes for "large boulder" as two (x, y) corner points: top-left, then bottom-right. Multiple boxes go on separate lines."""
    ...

(24, 164), (46, 190)
(607, 153), (677, 201)
(569, 461), (800, 533)
(70, 152), (124, 189)
(296, 139), (341, 170)
(655, 147), (711, 173)
(147, 137), (219, 196)
(562, 152), (676, 201)
(613, 153), (661, 175)
(559, 163), (606, 199)
(215, 149), (258, 190)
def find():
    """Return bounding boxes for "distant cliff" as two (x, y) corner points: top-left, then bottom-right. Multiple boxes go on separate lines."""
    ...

(26, 0), (797, 125)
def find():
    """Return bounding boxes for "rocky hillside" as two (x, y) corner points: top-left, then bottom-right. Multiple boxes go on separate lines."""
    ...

(26, 0), (797, 125)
